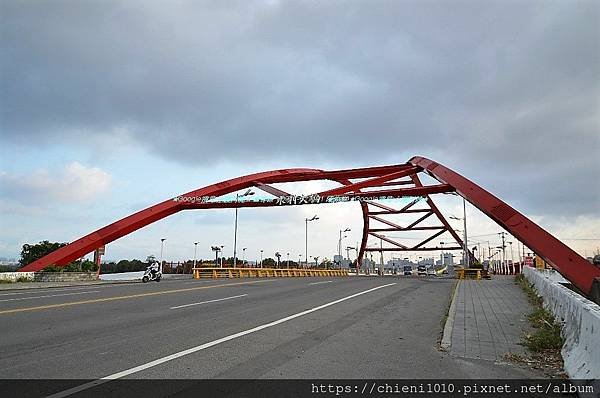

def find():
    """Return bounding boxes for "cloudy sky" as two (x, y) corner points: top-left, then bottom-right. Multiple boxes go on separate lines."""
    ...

(1, 0), (598, 264)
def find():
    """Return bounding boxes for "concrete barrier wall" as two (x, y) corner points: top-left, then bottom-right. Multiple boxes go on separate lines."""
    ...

(33, 272), (98, 282)
(0, 272), (97, 282)
(523, 267), (600, 380)
(0, 272), (35, 282)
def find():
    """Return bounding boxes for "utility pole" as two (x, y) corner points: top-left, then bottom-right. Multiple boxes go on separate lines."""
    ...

(463, 198), (469, 267)
(338, 228), (350, 263)
(305, 215), (319, 268)
(379, 237), (384, 272)
(499, 232), (506, 273)
(159, 238), (166, 274)
(233, 189), (254, 268)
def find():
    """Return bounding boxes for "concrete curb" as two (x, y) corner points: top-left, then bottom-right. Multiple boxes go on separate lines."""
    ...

(441, 280), (460, 351)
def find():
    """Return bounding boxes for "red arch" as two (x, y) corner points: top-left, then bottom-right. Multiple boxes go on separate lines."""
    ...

(19, 157), (600, 301)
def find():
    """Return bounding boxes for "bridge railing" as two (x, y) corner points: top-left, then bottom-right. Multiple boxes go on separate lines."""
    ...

(192, 267), (348, 279)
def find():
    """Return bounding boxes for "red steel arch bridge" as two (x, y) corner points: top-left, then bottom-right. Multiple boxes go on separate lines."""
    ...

(20, 156), (600, 303)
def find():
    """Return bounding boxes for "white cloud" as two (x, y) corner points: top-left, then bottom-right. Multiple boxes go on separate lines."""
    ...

(0, 161), (111, 204)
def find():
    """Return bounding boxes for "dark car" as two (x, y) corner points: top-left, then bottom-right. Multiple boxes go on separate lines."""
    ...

(417, 265), (427, 276)
(403, 265), (413, 276)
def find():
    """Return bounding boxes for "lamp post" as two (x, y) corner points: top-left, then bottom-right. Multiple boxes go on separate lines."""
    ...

(193, 242), (199, 270)
(312, 256), (319, 268)
(260, 249), (264, 268)
(220, 245), (224, 267)
(338, 228), (351, 263)
(242, 247), (247, 267)
(305, 215), (319, 268)
(159, 238), (166, 273)
(286, 252), (290, 268)
(233, 189), (254, 268)
(450, 197), (469, 267)
(211, 246), (220, 267)
(298, 254), (302, 267)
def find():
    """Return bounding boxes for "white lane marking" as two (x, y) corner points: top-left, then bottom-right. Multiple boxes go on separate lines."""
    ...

(48, 282), (396, 398)
(170, 294), (248, 309)
(0, 290), (101, 302)
(308, 280), (333, 285)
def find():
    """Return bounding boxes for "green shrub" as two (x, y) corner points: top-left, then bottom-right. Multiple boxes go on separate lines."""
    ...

(515, 274), (564, 352)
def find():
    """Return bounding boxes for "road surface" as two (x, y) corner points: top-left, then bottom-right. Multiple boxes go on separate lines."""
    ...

(0, 276), (537, 395)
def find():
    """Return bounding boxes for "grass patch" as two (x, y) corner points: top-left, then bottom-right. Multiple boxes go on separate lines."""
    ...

(0, 279), (13, 284)
(515, 274), (564, 352)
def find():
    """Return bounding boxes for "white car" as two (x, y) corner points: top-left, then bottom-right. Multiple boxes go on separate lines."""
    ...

(426, 268), (437, 276)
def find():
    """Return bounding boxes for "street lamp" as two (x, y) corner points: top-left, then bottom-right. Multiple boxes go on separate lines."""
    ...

(159, 238), (166, 273)
(286, 252), (290, 268)
(298, 254), (302, 267)
(338, 228), (351, 262)
(305, 215), (319, 268)
(260, 249), (264, 268)
(312, 256), (320, 268)
(193, 242), (199, 270)
(233, 189), (254, 268)
(211, 245), (221, 267)
(242, 247), (247, 267)
(220, 245), (224, 267)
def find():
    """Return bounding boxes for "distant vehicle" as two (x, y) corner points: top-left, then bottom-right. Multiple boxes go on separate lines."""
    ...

(403, 265), (413, 276)
(427, 268), (437, 276)
(417, 265), (427, 276)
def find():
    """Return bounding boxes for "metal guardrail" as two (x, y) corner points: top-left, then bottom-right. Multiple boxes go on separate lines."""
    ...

(192, 267), (348, 279)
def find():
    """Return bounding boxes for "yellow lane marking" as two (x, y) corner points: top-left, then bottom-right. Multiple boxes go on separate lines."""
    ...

(0, 280), (274, 315)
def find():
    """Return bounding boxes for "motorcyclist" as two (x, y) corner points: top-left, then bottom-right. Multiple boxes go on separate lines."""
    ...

(148, 261), (159, 279)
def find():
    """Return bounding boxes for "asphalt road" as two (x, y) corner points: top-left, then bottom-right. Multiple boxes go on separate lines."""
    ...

(0, 276), (536, 391)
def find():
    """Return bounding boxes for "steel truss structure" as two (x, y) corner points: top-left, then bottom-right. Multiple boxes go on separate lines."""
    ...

(20, 156), (600, 302)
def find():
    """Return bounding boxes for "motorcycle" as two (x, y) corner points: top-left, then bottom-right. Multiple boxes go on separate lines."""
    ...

(142, 267), (162, 283)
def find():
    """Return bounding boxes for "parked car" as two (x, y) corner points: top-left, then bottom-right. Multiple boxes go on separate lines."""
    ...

(426, 268), (437, 276)
(417, 265), (427, 276)
(403, 265), (413, 276)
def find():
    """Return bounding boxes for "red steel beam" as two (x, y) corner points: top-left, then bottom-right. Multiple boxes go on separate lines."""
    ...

(317, 167), (419, 197)
(367, 209), (430, 215)
(20, 156), (598, 303)
(364, 247), (463, 252)
(410, 156), (600, 299)
(369, 226), (445, 232)
(368, 233), (409, 249)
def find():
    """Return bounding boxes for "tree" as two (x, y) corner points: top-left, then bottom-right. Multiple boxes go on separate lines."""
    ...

(19, 241), (68, 268)
(262, 258), (276, 268)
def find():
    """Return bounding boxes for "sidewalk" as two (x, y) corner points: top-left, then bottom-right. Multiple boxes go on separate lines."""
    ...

(444, 275), (531, 362)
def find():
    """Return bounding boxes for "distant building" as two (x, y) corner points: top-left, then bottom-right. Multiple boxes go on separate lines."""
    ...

(418, 257), (435, 266)
(439, 253), (454, 266)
